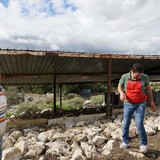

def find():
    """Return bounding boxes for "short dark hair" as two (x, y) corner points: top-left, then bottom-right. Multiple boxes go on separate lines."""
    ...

(132, 63), (144, 73)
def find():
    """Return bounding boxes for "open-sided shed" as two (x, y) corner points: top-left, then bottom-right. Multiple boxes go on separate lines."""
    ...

(0, 49), (160, 116)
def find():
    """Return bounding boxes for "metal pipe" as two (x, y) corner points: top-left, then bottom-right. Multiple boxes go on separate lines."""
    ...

(53, 75), (56, 113)
(107, 58), (112, 117)
(60, 83), (62, 110)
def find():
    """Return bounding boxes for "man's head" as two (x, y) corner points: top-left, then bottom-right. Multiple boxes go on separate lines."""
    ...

(131, 63), (144, 79)
(132, 63), (144, 73)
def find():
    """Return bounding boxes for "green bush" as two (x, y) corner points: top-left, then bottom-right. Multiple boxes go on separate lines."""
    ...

(15, 102), (42, 116)
(64, 93), (80, 100)
(5, 86), (24, 106)
(36, 102), (51, 110)
(6, 112), (12, 118)
(90, 95), (104, 105)
(62, 97), (84, 110)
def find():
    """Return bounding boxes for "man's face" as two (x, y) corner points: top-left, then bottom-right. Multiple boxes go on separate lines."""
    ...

(132, 72), (142, 80)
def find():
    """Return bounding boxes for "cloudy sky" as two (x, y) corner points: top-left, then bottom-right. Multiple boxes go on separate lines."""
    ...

(0, 0), (160, 54)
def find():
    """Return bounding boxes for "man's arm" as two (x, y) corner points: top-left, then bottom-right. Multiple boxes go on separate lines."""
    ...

(118, 83), (126, 101)
(146, 85), (156, 112)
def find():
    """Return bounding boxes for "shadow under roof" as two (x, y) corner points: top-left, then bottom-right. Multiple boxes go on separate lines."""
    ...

(0, 49), (160, 85)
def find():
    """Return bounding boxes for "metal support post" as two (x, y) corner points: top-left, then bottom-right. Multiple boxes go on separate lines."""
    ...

(107, 58), (112, 117)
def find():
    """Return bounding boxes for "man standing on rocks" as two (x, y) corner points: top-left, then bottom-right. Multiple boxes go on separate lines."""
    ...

(0, 85), (7, 160)
(118, 63), (156, 153)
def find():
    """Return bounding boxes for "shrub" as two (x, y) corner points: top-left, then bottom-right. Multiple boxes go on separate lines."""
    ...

(64, 93), (80, 100)
(15, 102), (42, 116)
(90, 95), (104, 106)
(62, 97), (84, 110)
(5, 86), (24, 106)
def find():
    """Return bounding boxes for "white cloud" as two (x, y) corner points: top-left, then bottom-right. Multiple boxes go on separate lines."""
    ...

(0, 0), (160, 54)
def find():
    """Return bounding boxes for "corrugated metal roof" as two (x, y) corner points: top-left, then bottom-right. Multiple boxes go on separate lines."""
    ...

(0, 49), (160, 85)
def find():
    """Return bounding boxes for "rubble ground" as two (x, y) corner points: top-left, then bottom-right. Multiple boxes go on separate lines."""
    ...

(3, 106), (160, 160)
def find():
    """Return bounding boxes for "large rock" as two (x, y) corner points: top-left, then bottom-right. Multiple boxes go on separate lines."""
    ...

(103, 122), (118, 137)
(144, 124), (156, 136)
(81, 142), (97, 159)
(111, 128), (122, 140)
(64, 128), (82, 136)
(71, 147), (86, 160)
(14, 140), (28, 155)
(2, 147), (22, 160)
(37, 131), (49, 143)
(74, 134), (88, 143)
(83, 100), (94, 109)
(46, 140), (72, 158)
(27, 142), (45, 155)
(3, 137), (14, 150)
(76, 121), (87, 127)
(92, 135), (106, 146)
(25, 96), (33, 102)
(101, 140), (115, 156)
(65, 119), (75, 129)
(10, 131), (22, 141)
(145, 117), (158, 132)
(154, 116), (160, 131)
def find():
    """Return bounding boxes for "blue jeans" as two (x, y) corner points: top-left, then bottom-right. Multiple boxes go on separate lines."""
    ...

(122, 102), (147, 145)
(0, 136), (2, 160)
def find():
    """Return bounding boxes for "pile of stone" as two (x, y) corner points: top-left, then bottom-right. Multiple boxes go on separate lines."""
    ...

(2, 111), (160, 160)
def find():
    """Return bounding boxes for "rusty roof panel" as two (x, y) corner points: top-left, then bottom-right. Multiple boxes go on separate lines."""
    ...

(0, 49), (160, 85)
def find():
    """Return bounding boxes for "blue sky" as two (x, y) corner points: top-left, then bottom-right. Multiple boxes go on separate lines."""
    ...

(0, 0), (9, 7)
(0, 0), (160, 54)
(0, 0), (77, 16)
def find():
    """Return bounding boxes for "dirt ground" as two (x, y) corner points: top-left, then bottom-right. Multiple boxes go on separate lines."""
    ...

(98, 131), (160, 160)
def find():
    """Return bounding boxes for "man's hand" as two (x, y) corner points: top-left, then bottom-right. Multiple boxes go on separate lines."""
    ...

(120, 92), (126, 101)
(150, 101), (156, 112)
(118, 84), (126, 102)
